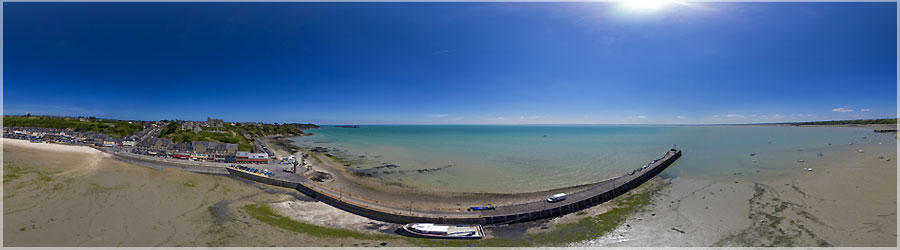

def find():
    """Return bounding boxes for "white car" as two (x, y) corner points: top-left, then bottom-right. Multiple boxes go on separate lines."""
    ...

(547, 193), (567, 203)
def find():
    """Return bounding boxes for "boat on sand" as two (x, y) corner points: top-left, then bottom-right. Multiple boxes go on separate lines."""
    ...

(402, 223), (484, 239)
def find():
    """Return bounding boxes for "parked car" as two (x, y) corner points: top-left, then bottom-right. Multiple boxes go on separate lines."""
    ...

(547, 193), (567, 203)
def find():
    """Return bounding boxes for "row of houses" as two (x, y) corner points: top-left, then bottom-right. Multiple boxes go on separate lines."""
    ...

(2, 126), (138, 147)
(179, 117), (231, 133)
(134, 138), (269, 163)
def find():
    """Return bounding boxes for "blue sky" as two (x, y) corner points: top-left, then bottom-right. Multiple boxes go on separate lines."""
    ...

(4, 2), (897, 124)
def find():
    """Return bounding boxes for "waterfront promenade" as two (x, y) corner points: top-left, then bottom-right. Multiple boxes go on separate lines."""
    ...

(230, 148), (682, 225)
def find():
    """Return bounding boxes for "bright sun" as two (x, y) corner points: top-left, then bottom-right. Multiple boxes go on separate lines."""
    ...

(621, 0), (671, 12)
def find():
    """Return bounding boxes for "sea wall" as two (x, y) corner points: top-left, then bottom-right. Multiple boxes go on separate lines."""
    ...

(229, 149), (682, 225)
(482, 150), (680, 224)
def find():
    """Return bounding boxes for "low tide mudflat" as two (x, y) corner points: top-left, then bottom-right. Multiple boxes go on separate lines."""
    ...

(2, 139), (662, 247)
(3, 124), (896, 247)
(572, 135), (897, 247)
(2, 140), (411, 247)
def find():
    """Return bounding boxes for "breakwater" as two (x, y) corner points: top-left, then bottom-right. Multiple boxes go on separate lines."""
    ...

(228, 149), (681, 225)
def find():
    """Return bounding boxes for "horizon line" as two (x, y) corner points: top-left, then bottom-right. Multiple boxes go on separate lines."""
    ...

(3, 114), (896, 127)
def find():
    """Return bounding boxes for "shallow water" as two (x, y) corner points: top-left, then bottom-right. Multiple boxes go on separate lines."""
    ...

(292, 125), (895, 193)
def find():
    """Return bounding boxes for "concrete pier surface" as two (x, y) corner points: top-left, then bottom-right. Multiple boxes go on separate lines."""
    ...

(228, 149), (682, 225)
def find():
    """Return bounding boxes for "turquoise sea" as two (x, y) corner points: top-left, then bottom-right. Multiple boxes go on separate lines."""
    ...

(290, 125), (895, 193)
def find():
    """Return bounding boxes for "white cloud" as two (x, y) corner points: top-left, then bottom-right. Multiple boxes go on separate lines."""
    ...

(676, 116), (688, 119)
(519, 116), (540, 120)
(427, 114), (450, 118)
(831, 107), (854, 113)
(627, 115), (648, 119)
(489, 116), (508, 121)
(861, 108), (872, 112)
(726, 114), (745, 118)
(750, 114), (758, 118)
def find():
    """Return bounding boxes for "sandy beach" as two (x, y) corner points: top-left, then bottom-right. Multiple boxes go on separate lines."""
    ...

(573, 138), (897, 247)
(2, 139), (411, 247)
(3, 138), (107, 155)
(4, 128), (895, 247)
(2, 138), (652, 247)
(272, 126), (898, 246)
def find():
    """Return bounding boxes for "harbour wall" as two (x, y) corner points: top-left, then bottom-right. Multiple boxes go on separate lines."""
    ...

(228, 149), (682, 225)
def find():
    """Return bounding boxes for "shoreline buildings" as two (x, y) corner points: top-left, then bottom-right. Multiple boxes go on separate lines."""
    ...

(4, 116), (272, 164)
(134, 138), (267, 163)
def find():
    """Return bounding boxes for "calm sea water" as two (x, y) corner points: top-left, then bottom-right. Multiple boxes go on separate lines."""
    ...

(291, 125), (895, 193)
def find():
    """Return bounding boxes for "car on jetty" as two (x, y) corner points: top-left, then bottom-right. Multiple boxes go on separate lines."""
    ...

(468, 205), (495, 211)
(547, 193), (567, 203)
(402, 223), (484, 239)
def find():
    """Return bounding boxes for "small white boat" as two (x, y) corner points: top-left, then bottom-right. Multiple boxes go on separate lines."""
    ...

(858, 149), (864, 153)
(752, 160), (757, 163)
(797, 159), (805, 162)
(403, 223), (484, 239)
(803, 167), (813, 171)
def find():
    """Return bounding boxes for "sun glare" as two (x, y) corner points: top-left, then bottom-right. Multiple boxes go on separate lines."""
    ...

(621, 0), (670, 12)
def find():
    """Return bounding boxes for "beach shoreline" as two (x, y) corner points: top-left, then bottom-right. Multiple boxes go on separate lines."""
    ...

(3, 137), (109, 155)
(2, 136), (669, 247)
(572, 138), (897, 247)
(2, 136), (661, 213)
(2, 141), (418, 247)
(3, 138), (232, 175)
(261, 135), (607, 208)
(277, 125), (896, 247)
(277, 142), (639, 209)
(4, 124), (896, 247)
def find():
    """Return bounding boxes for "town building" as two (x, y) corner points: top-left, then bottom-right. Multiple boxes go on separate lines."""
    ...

(102, 138), (117, 147)
(172, 142), (193, 159)
(122, 138), (137, 146)
(149, 138), (174, 155)
(237, 152), (269, 163)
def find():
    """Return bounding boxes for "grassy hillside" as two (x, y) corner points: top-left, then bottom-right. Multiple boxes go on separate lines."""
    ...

(159, 122), (318, 152)
(3, 116), (144, 138)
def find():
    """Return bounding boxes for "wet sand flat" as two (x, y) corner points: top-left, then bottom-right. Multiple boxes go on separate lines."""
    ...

(1, 140), (410, 247)
(4, 132), (895, 247)
(573, 140), (897, 247)
(1, 139), (671, 247)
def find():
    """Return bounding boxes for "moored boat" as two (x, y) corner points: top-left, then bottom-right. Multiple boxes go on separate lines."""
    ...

(402, 223), (484, 239)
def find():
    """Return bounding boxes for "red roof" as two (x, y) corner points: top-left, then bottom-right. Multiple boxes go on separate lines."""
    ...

(237, 159), (268, 162)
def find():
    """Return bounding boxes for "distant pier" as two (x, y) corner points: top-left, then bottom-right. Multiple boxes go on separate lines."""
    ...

(228, 149), (682, 225)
